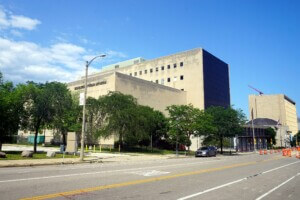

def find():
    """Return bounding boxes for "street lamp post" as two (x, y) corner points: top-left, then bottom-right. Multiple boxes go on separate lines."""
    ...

(80, 54), (106, 161)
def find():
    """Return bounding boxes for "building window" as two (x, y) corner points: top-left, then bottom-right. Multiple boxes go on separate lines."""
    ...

(150, 69), (153, 73)
(174, 63), (177, 68)
(156, 67), (158, 72)
(167, 78), (171, 82)
(134, 72), (137, 76)
(180, 62), (183, 67)
(161, 78), (164, 85)
(180, 75), (184, 80)
(161, 66), (164, 70)
(181, 89), (184, 91)
(130, 73), (132, 76)
(139, 71), (142, 75)
(155, 80), (158, 83)
(167, 65), (170, 69)
(115, 65), (119, 69)
(144, 69), (147, 74)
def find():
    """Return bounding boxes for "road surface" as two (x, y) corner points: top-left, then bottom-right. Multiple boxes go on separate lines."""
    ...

(0, 153), (299, 200)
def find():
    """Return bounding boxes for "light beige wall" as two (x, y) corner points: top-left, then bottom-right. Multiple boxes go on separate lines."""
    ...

(115, 72), (187, 115)
(284, 99), (298, 134)
(103, 48), (205, 109)
(68, 72), (116, 99)
(249, 94), (298, 135)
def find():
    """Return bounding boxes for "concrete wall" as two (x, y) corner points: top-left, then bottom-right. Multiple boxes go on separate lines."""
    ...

(115, 72), (186, 115)
(96, 48), (205, 109)
(249, 94), (298, 135)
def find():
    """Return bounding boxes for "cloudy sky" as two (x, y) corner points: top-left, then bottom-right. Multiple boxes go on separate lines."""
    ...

(0, 0), (299, 117)
(0, 1), (127, 83)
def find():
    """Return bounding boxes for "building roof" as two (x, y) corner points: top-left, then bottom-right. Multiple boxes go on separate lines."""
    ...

(246, 118), (278, 126)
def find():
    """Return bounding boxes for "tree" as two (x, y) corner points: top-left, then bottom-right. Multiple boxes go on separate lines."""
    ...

(18, 82), (73, 152)
(98, 92), (138, 150)
(47, 82), (77, 145)
(0, 72), (23, 151)
(86, 96), (107, 145)
(166, 104), (214, 152)
(204, 106), (246, 154)
(265, 127), (277, 147)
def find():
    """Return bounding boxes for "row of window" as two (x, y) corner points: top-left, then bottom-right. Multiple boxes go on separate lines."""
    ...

(152, 75), (184, 85)
(130, 62), (184, 77)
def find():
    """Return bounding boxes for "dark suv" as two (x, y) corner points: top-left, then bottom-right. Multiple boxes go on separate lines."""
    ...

(195, 146), (217, 157)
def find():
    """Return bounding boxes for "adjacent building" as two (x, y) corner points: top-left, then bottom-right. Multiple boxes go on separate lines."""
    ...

(67, 48), (231, 150)
(248, 94), (298, 136)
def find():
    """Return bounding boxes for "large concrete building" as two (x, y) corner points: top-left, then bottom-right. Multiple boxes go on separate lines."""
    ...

(249, 94), (298, 136)
(67, 48), (230, 150)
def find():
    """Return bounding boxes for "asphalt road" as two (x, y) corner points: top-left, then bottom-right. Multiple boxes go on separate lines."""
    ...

(0, 153), (299, 200)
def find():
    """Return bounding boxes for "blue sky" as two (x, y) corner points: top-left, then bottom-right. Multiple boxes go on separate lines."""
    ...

(0, 0), (299, 118)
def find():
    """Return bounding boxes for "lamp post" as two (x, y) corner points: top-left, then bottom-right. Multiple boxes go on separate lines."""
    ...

(80, 54), (106, 161)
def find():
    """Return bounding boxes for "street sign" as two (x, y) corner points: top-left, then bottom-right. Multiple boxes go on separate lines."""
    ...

(79, 92), (84, 106)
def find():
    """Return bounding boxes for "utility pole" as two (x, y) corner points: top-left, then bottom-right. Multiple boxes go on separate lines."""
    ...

(251, 108), (257, 152)
(80, 55), (106, 161)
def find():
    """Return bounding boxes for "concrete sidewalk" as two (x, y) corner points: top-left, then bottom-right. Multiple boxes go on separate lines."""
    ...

(0, 152), (187, 168)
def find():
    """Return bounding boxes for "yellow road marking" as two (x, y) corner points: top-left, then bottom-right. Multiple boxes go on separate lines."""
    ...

(20, 156), (283, 200)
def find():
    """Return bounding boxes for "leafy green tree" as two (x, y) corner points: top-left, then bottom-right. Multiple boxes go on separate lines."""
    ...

(166, 104), (214, 152)
(86, 96), (107, 145)
(98, 92), (138, 150)
(265, 127), (277, 147)
(48, 82), (79, 145)
(204, 106), (246, 154)
(19, 82), (75, 152)
(0, 72), (24, 151)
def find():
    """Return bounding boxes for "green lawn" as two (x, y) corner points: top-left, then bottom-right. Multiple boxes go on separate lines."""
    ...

(0, 151), (78, 160)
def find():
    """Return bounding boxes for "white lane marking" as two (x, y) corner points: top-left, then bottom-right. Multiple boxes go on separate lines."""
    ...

(261, 161), (300, 174)
(0, 159), (220, 183)
(177, 161), (300, 200)
(178, 178), (247, 200)
(128, 170), (170, 177)
(255, 173), (300, 200)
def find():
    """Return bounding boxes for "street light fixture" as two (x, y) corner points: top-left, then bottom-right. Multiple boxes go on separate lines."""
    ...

(80, 54), (106, 161)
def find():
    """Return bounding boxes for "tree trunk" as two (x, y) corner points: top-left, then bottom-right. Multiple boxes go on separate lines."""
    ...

(220, 137), (224, 154)
(119, 132), (123, 151)
(62, 132), (66, 146)
(34, 128), (38, 153)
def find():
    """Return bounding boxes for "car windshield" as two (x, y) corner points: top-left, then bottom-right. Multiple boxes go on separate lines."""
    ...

(200, 147), (208, 150)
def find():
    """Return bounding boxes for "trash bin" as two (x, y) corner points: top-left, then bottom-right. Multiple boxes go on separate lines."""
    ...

(60, 145), (65, 153)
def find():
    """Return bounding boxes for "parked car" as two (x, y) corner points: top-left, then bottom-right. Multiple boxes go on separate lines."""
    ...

(195, 146), (217, 157)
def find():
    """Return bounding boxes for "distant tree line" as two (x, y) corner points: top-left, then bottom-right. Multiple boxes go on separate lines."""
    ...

(0, 71), (248, 153)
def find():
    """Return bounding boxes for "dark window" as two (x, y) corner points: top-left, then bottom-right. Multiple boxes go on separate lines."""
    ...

(134, 72), (137, 76)
(167, 78), (171, 82)
(202, 49), (230, 109)
(174, 63), (177, 68)
(180, 62), (183, 67)
(181, 89), (184, 91)
(150, 69), (153, 73)
(155, 80), (158, 83)
(161, 66), (164, 70)
(139, 71), (142, 75)
(144, 70), (147, 74)
(167, 65), (170, 69)
(156, 67), (158, 72)
(115, 65), (119, 69)
(130, 73), (132, 76)
(180, 75), (184, 80)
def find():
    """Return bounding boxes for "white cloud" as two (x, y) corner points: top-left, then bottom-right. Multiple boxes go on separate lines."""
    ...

(0, 6), (40, 31)
(0, 37), (127, 83)
(10, 15), (40, 30)
(0, 5), (127, 83)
